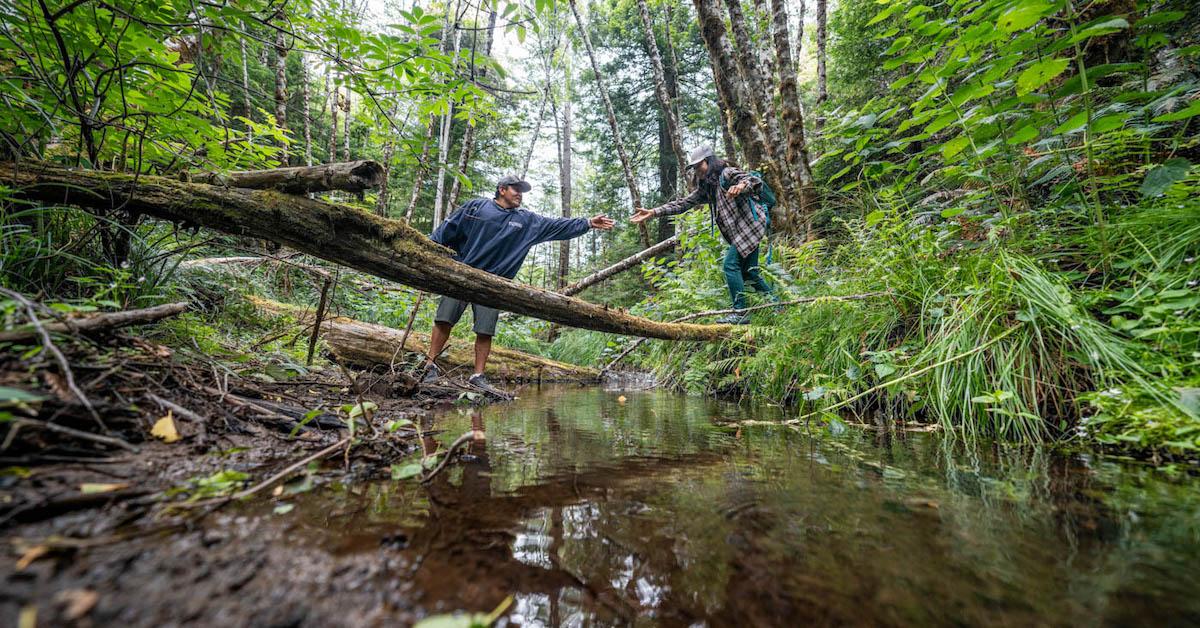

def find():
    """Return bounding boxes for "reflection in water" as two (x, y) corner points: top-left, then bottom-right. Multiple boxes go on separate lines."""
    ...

(286, 388), (1200, 626)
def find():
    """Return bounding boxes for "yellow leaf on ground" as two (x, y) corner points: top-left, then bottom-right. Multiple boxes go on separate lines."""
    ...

(16, 545), (48, 570)
(151, 411), (181, 443)
(18, 605), (36, 628)
(80, 483), (129, 494)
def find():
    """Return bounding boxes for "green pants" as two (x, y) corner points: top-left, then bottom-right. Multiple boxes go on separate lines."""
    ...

(723, 245), (773, 310)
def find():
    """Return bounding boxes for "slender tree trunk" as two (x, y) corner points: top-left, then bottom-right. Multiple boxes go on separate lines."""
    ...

(405, 119), (436, 222)
(556, 88), (572, 291)
(794, 0), (805, 60)
(770, 0), (818, 235)
(240, 36), (254, 144)
(521, 84), (551, 179)
(448, 7), (497, 209)
(301, 57), (313, 166)
(816, 0), (827, 105)
(342, 84), (351, 161)
(377, 105), (400, 216)
(569, 0), (650, 248)
(329, 85), (339, 166)
(636, 0), (686, 178)
(273, 11), (289, 161)
(321, 63), (332, 161)
(432, 6), (463, 228)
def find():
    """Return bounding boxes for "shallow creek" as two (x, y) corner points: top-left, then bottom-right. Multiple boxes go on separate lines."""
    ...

(248, 385), (1200, 626)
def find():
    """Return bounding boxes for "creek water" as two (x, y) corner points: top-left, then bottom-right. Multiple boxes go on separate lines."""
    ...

(270, 386), (1200, 626)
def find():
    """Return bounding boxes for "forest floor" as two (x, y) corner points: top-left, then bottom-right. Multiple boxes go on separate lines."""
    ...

(0, 325), (505, 626)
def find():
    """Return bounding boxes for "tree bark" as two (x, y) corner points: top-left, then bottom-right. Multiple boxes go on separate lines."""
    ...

(240, 36), (254, 144)
(342, 82), (351, 161)
(405, 119), (436, 223)
(329, 86), (340, 166)
(521, 84), (551, 179)
(556, 87), (572, 291)
(376, 106), (400, 216)
(562, 234), (679, 297)
(301, 57), (313, 166)
(191, 160), (385, 195)
(636, 0), (686, 182)
(816, 0), (827, 105)
(3, 163), (728, 341)
(770, 0), (818, 234)
(273, 11), (288, 159)
(0, 302), (189, 343)
(569, 0), (650, 248)
(724, 0), (786, 165)
(432, 5), (463, 228)
(448, 7), (497, 209)
(693, 0), (789, 229)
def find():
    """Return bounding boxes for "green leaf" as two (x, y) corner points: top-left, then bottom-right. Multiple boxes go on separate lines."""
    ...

(868, 3), (904, 26)
(1152, 99), (1200, 123)
(997, 2), (1051, 33)
(1139, 158), (1192, 198)
(1090, 113), (1128, 133)
(273, 503), (294, 515)
(391, 463), (423, 480)
(1070, 17), (1129, 44)
(1016, 58), (1070, 95)
(865, 210), (886, 226)
(1006, 124), (1039, 144)
(874, 363), (897, 378)
(1052, 110), (1089, 135)
(941, 135), (972, 159)
(0, 386), (46, 404)
(1137, 11), (1186, 28)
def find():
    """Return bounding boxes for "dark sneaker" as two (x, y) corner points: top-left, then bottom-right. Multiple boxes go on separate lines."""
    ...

(420, 362), (441, 384)
(716, 313), (750, 325)
(468, 373), (510, 398)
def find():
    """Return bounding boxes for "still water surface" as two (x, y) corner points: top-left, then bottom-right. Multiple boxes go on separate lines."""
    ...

(286, 386), (1200, 626)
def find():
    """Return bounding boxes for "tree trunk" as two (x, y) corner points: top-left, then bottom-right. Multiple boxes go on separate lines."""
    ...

(724, 0), (786, 165)
(521, 84), (551, 179)
(448, 8), (497, 209)
(3, 163), (729, 341)
(342, 83), (351, 161)
(556, 89), (572, 291)
(794, 0), (805, 60)
(329, 86), (339, 167)
(190, 160), (384, 195)
(0, 302), (189, 344)
(770, 0), (818, 235)
(240, 37), (254, 144)
(301, 57), (313, 166)
(816, 0), (827, 105)
(432, 5), (463, 228)
(636, 0), (686, 182)
(693, 0), (788, 229)
(562, 234), (679, 296)
(273, 13), (289, 160)
(252, 298), (599, 382)
(377, 108), (399, 216)
(405, 119), (436, 222)
(569, 0), (650, 248)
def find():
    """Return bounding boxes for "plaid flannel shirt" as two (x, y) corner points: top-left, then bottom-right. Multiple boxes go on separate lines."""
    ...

(650, 167), (767, 258)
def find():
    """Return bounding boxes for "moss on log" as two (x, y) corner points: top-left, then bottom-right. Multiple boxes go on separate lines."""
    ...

(1, 162), (728, 342)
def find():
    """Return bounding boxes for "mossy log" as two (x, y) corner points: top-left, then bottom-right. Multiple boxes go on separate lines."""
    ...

(189, 160), (384, 195)
(1, 162), (728, 342)
(250, 297), (598, 382)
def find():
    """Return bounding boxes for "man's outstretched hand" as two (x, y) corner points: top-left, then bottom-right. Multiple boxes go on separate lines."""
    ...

(589, 214), (615, 230)
(630, 208), (654, 224)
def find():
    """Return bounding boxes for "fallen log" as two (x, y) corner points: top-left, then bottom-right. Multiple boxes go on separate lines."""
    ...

(563, 233), (680, 296)
(0, 302), (189, 344)
(2, 162), (726, 342)
(250, 297), (599, 382)
(189, 160), (385, 195)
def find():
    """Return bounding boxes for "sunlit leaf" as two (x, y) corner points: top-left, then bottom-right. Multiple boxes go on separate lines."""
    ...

(1016, 58), (1070, 95)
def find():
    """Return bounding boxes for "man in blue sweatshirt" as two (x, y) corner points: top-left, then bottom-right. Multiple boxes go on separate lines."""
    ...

(422, 174), (614, 395)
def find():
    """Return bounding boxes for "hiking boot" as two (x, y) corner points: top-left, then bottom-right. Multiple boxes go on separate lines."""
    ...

(420, 362), (441, 384)
(716, 313), (750, 325)
(468, 373), (510, 399)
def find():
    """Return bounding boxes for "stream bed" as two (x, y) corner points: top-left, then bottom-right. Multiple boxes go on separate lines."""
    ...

(243, 385), (1200, 626)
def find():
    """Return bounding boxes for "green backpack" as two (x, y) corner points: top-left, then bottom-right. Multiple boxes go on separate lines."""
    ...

(719, 170), (776, 225)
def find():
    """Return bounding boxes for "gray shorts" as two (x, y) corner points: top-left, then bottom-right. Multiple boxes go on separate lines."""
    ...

(434, 296), (499, 336)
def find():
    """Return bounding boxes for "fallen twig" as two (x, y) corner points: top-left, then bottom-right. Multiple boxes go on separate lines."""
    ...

(0, 301), (189, 343)
(0, 287), (109, 432)
(7, 418), (137, 452)
(419, 430), (477, 484)
(179, 437), (350, 510)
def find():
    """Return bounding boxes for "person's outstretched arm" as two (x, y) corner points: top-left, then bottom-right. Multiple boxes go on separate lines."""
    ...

(630, 186), (704, 224)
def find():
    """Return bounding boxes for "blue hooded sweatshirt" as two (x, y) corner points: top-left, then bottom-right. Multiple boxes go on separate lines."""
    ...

(431, 198), (591, 280)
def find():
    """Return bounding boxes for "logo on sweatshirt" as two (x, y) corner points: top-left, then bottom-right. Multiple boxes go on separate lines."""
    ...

(507, 221), (524, 229)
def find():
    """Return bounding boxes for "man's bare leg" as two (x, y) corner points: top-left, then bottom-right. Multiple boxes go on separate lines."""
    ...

(427, 321), (453, 365)
(473, 333), (493, 375)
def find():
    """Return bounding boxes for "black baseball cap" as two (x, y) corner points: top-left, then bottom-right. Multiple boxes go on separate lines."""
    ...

(496, 174), (531, 193)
